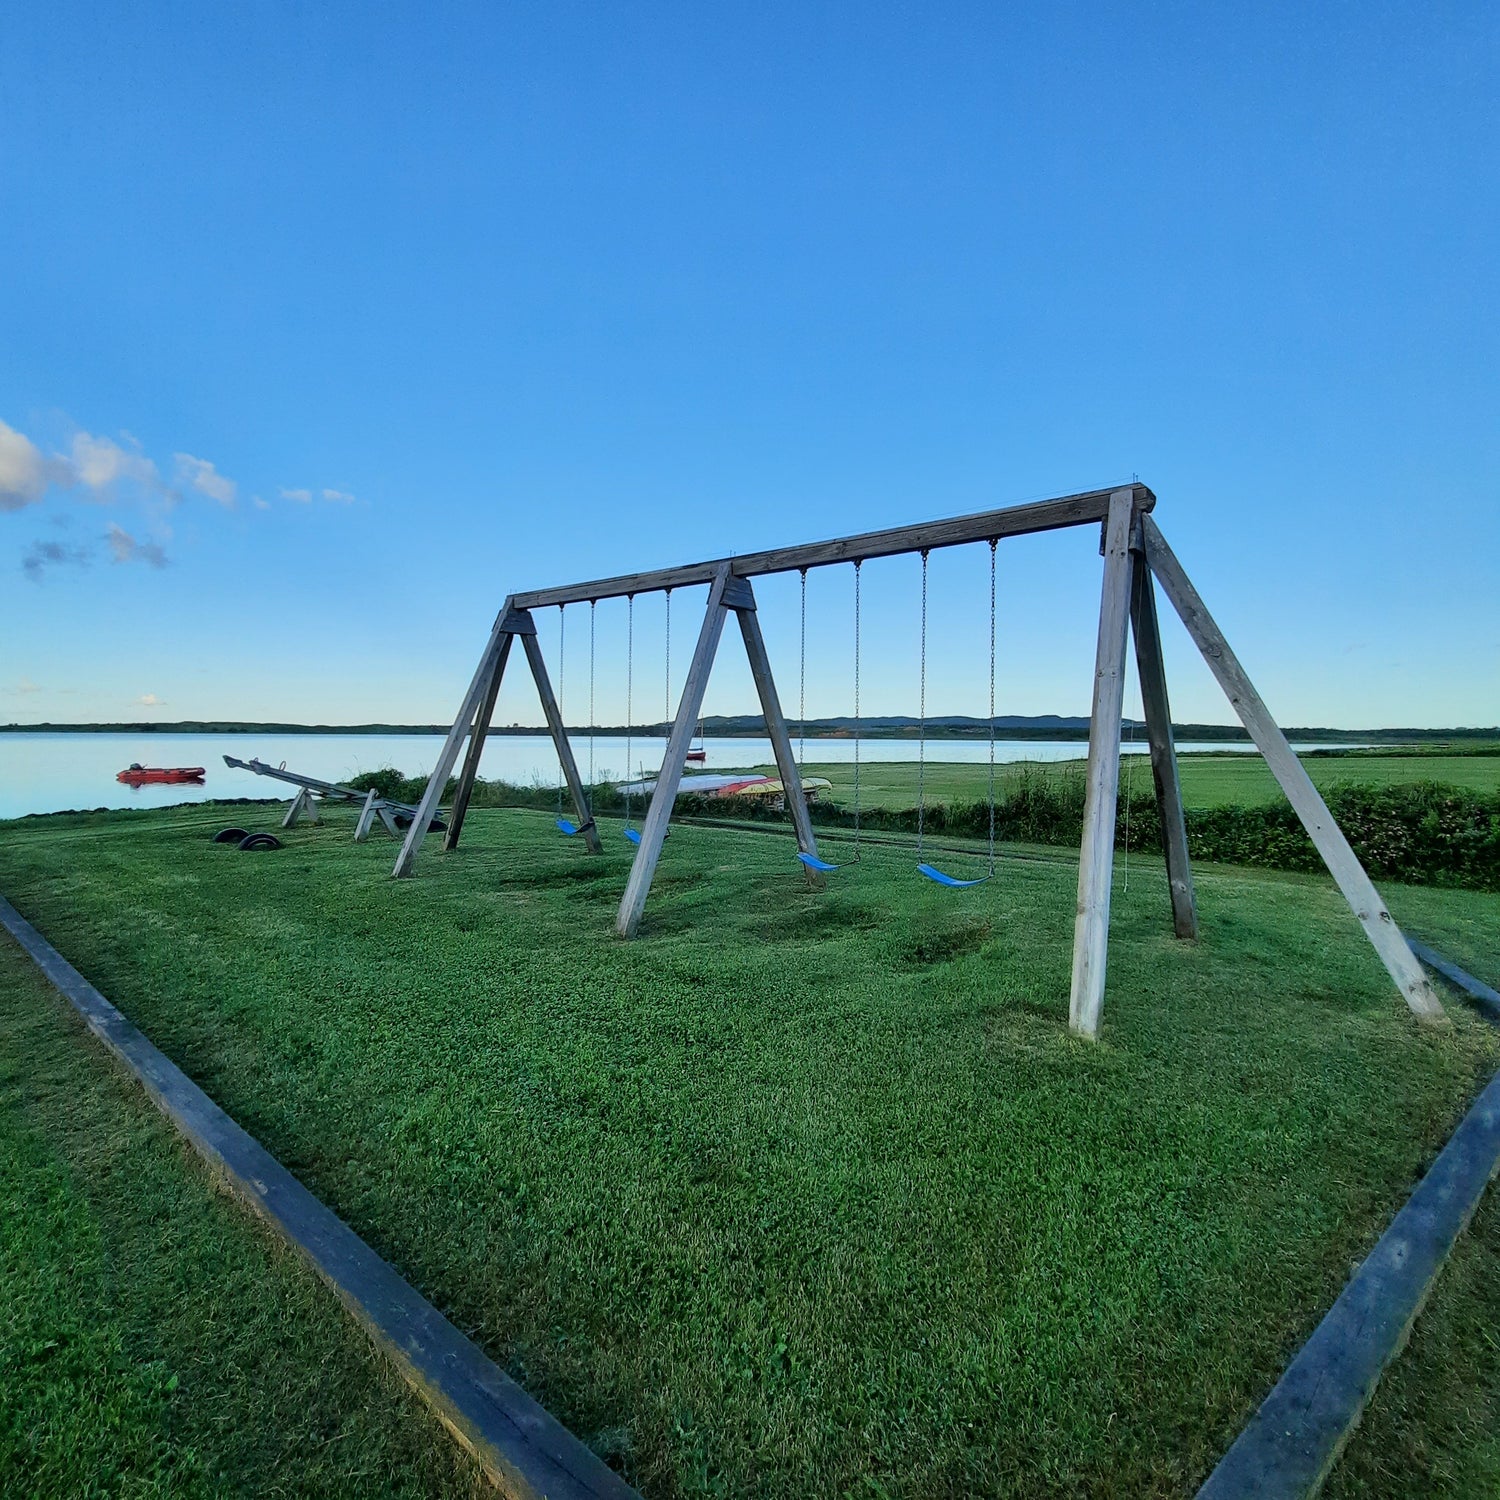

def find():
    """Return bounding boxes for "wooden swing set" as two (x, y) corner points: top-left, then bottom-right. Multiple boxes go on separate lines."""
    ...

(392, 483), (1443, 1039)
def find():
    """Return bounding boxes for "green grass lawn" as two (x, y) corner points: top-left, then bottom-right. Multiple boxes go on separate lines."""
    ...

(2, 802), (1499, 1497)
(774, 750), (1500, 814)
(0, 935), (486, 1498)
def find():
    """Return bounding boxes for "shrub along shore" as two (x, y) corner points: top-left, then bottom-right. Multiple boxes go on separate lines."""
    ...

(349, 762), (1500, 894)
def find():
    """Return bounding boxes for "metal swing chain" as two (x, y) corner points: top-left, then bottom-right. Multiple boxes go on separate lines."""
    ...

(988, 538), (997, 877)
(587, 599), (596, 810)
(625, 594), (634, 829)
(664, 588), (672, 730)
(917, 549), (928, 859)
(798, 567), (808, 770)
(555, 604), (566, 817)
(853, 559), (862, 858)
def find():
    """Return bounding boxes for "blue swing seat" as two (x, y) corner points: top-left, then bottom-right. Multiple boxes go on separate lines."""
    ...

(556, 818), (579, 835)
(797, 851), (842, 873)
(624, 828), (641, 845)
(917, 862), (991, 889)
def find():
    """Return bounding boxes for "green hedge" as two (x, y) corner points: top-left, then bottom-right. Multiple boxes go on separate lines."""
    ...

(348, 765), (1500, 892)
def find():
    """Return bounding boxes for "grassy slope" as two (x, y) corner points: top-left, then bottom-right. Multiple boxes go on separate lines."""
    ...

(2, 804), (1499, 1497)
(0, 938), (486, 1499)
(781, 753), (1500, 812)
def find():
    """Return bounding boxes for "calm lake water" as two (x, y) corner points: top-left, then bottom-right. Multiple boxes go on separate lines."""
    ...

(0, 731), (1350, 822)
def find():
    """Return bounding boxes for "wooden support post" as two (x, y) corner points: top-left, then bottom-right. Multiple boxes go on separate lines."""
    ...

(354, 788), (378, 843)
(392, 609), (512, 878)
(444, 629), (516, 852)
(283, 788), (319, 828)
(731, 578), (820, 861)
(1129, 536), (1198, 939)
(1140, 515), (1444, 1022)
(616, 567), (734, 937)
(520, 619), (604, 855)
(1069, 487), (1137, 1039)
(377, 806), (403, 839)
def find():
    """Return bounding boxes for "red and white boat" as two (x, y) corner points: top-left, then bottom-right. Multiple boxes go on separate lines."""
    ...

(116, 763), (206, 785)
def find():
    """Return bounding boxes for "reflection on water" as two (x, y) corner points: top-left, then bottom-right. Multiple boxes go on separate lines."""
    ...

(0, 730), (1343, 822)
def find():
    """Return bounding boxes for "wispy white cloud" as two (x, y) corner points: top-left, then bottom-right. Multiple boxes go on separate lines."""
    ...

(6, 676), (43, 696)
(322, 487), (355, 504)
(280, 486), (313, 503)
(136, 692), (166, 707)
(174, 452), (237, 508)
(253, 495), (270, 510)
(70, 431), (165, 500)
(0, 421), (53, 512)
(106, 522), (168, 568)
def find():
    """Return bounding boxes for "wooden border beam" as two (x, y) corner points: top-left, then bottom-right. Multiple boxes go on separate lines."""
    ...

(1068, 487), (1138, 1038)
(513, 484), (1155, 610)
(1129, 531), (1198, 939)
(1140, 515), (1444, 1021)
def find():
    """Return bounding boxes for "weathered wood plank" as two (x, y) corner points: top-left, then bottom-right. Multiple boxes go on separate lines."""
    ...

(1198, 1060), (1500, 1499)
(354, 788), (378, 843)
(445, 633), (513, 852)
(616, 569), (733, 937)
(392, 609), (512, 878)
(1141, 515), (1444, 1021)
(0, 894), (639, 1500)
(513, 484), (1155, 609)
(1068, 488), (1138, 1038)
(1129, 544), (1197, 939)
(521, 625), (604, 856)
(1406, 939), (1500, 1021)
(733, 586), (819, 860)
(282, 787), (320, 829)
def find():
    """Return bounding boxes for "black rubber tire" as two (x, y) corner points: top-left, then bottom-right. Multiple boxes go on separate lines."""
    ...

(392, 815), (447, 834)
(237, 833), (284, 851)
(212, 827), (249, 844)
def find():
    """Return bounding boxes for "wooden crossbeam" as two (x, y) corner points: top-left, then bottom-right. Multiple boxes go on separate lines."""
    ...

(511, 484), (1155, 610)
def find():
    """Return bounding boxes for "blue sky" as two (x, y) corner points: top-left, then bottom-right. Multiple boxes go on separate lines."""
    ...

(3, 2), (1496, 731)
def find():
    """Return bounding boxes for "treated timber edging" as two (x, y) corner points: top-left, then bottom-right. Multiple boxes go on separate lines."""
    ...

(1197, 949), (1500, 1499)
(0, 893), (640, 1500)
(1407, 938), (1500, 1022)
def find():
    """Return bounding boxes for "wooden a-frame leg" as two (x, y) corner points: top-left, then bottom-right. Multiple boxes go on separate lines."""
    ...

(392, 605), (513, 878)
(354, 788), (378, 843)
(1130, 537), (1198, 939)
(283, 788), (319, 828)
(444, 632), (513, 851)
(732, 579), (820, 863)
(1069, 487), (1138, 1039)
(1140, 515), (1444, 1021)
(617, 566), (734, 937)
(520, 624), (604, 856)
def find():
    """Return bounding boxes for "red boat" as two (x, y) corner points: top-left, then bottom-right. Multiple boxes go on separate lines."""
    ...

(117, 763), (207, 785)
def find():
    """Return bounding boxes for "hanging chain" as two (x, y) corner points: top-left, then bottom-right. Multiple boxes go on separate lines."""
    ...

(587, 599), (596, 806)
(625, 594), (634, 827)
(664, 588), (672, 730)
(917, 549), (928, 858)
(555, 604), (566, 815)
(988, 538), (997, 876)
(798, 567), (808, 769)
(853, 560), (861, 857)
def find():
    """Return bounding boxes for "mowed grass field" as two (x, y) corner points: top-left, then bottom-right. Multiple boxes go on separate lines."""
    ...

(783, 749), (1500, 813)
(2, 802), (1500, 1496)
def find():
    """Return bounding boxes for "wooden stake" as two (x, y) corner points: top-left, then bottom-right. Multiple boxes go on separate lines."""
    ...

(733, 582), (820, 862)
(391, 609), (511, 878)
(1129, 538), (1198, 939)
(444, 632), (513, 851)
(1141, 515), (1444, 1022)
(616, 567), (734, 937)
(521, 624), (604, 855)
(1069, 487), (1137, 1039)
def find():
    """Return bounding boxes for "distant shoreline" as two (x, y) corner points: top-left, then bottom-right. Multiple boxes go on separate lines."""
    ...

(4, 720), (1497, 744)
